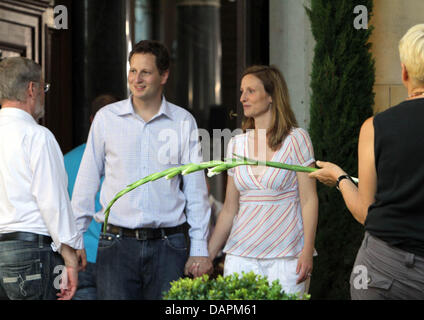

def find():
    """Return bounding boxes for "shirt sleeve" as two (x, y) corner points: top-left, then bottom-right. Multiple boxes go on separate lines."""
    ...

(71, 112), (105, 234)
(180, 115), (211, 257)
(29, 128), (83, 252)
(290, 128), (315, 167)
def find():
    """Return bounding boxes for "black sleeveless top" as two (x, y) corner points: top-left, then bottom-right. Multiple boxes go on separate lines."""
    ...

(365, 98), (424, 257)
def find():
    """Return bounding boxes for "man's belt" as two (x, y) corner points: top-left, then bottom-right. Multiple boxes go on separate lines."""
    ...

(102, 223), (188, 241)
(0, 232), (52, 245)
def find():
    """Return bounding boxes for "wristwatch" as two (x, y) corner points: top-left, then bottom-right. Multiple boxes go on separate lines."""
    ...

(336, 175), (355, 191)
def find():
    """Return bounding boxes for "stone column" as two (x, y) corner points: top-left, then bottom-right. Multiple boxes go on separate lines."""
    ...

(134, 0), (153, 42)
(175, 0), (223, 201)
(269, 0), (314, 130)
(72, 0), (128, 145)
(175, 0), (222, 131)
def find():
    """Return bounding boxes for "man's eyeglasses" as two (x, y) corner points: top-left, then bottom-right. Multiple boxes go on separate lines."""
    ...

(32, 82), (50, 93)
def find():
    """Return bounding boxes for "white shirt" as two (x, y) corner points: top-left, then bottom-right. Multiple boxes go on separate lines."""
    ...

(0, 107), (83, 252)
(72, 97), (211, 256)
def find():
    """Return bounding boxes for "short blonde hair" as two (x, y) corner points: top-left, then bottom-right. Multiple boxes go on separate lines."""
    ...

(399, 24), (424, 83)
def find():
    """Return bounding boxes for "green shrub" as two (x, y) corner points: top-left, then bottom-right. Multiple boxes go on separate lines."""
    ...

(163, 272), (310, 300)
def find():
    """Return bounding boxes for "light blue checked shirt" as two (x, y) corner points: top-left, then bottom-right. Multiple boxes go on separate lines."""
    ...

(71, 97), (211, 256)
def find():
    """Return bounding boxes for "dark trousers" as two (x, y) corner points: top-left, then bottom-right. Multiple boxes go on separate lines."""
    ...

(0, 239), (63, 300)
(350, 232), (424, 300)
(95, 232), (188, 300)
(73, 262), (97, 300)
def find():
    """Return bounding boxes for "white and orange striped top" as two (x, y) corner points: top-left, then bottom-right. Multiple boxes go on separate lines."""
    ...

(223, 127), (315, 259)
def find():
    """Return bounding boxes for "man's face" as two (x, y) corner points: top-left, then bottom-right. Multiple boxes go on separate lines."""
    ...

(128, 53), (169, 102)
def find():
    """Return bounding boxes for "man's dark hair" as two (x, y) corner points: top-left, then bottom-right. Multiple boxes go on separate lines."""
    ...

(91, 94), (119, 116)
(128, 40), (170, 75)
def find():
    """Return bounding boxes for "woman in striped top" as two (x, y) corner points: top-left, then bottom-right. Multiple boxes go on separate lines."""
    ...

(207, 65), (319, 295)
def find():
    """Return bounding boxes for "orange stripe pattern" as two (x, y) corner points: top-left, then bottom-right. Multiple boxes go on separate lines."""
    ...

(224, 128), (314, 258)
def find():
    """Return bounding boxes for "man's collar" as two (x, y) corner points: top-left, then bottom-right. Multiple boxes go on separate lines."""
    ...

(116, 98), (134, 116)
(119, 96), (174, 120)
(0, 107), (37, 123)
(157, 97), (174, 120)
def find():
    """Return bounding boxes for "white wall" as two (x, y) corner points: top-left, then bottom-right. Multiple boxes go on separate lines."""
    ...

(270, 0), (424, 119)
(370, 0), (424, 113)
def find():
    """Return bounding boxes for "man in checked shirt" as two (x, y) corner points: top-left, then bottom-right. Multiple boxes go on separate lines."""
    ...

(71, 40), (212, 300)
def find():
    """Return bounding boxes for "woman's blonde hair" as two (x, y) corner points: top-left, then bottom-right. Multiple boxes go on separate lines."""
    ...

(399, 24), (424, 83)
(241, 65), (298, 151)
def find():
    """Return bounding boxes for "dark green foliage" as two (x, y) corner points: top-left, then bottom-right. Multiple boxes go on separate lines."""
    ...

(163, 272), (310, 300)
(306, 0), (375, 299)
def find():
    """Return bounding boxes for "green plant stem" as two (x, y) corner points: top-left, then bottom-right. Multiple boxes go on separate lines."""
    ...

(232, 153), (318, 173)
(102, 157), (318, 233)
(103, 161), (222, 232)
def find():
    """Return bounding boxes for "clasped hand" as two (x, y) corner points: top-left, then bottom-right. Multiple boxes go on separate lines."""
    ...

(184, 256), (213, 278)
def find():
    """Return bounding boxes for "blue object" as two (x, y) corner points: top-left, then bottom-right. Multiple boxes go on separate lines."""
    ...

(64, 143), (102, 263)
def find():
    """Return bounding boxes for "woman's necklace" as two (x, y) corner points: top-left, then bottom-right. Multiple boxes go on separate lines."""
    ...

(408, 91), (424, 99)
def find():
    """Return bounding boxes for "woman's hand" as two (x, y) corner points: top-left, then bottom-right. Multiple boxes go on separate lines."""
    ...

(184, 256), (213, 278)
(309, 161), (347, 187)
(296, 248), (314, 284)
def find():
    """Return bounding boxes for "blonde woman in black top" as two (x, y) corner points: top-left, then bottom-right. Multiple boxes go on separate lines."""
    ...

(310, 24), (424, 299)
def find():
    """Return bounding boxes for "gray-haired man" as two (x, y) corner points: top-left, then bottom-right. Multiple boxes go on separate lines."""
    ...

(0, 57), (84, 300)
